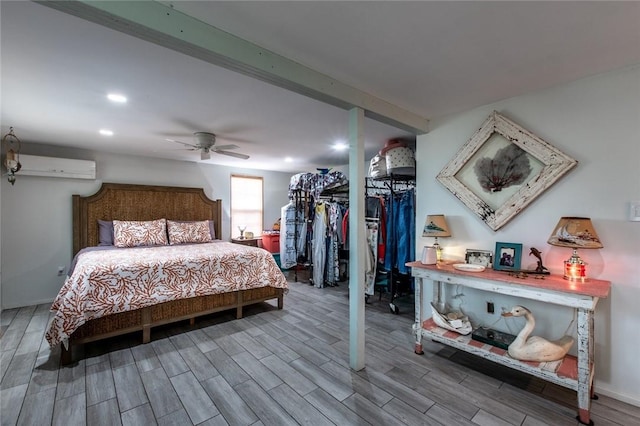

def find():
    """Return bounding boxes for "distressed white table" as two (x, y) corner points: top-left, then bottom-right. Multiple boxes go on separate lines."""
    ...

(407, 261), (611, 425)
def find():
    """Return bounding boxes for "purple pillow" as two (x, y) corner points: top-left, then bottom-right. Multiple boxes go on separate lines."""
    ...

(208, 220), (216, 240)
(97, 220), (114, 246)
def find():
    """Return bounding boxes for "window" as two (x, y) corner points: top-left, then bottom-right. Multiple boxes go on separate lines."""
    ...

(230, 175), (263, 239)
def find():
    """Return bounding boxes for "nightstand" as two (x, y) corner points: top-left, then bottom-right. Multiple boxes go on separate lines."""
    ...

(231, 237), (260, 247)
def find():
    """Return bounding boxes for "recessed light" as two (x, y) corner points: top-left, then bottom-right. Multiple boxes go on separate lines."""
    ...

(333, 141), (348, 151)
(99, 129), (114, 136)
(107, 93), (127, 103)
(284, 157), (293, 163)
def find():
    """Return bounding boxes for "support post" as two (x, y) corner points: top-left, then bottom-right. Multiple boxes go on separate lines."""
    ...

(348, 107), (366, 371)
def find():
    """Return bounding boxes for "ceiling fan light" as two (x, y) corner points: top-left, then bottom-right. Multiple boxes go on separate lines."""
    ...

(194, 132), (216, 147)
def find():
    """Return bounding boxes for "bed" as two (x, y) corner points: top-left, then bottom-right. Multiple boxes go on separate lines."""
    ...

(47, 183), (287, 364)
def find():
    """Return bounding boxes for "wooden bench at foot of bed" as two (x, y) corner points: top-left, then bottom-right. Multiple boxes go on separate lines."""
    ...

(61, 286), (284, 365)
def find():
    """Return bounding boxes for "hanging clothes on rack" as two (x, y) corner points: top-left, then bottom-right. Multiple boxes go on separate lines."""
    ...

(325, 202), (344, 286)
(286, 171), (349, 286)
(311, 201), (328, 288)
(365, 175), (415, 313)
(280, 201), (307, 270)
(364, 218), (379, 296)
(366, 196), (387, 264)
(384, 188), (415, 274)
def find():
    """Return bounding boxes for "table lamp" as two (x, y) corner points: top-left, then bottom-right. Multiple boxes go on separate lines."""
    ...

(547, 217), (603, 282)
(423, 214), (451, 261)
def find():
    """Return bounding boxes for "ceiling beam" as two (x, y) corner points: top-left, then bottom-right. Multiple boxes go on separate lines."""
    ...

(38, 1), (429, 134)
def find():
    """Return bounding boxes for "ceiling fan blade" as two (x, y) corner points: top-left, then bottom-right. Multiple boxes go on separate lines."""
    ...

(172, 118), (203, 132)
(215, 135), (253, 144)
(212, 144), (239, 151)
(166, 138), (199, 149)
(201, 150), (211, 160)
(216, 150), (250, 160)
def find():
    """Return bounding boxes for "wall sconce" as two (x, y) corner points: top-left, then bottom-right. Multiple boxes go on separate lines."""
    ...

(422, 214), (451, 262)
(2, 127), (22, 186)
(547, 217), (603, 282)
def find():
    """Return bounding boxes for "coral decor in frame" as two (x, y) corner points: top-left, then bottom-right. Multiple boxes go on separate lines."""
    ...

(437, 111), (577, 231)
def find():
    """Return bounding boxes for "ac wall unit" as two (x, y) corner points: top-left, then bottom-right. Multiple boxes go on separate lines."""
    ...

(18, 154), (96, 180)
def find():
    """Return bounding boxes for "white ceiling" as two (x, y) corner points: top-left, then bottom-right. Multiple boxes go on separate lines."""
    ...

(2, 1), (639, 173)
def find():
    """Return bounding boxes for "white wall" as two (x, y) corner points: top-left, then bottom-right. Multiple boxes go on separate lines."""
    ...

(416, 65), (640, 405)
(0, 146), (293, 309)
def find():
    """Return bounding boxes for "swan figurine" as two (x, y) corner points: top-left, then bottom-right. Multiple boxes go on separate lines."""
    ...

(502, 305), (574, 362)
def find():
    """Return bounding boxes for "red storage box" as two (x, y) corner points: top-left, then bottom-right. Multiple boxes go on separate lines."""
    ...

(261, 233), (280, 253)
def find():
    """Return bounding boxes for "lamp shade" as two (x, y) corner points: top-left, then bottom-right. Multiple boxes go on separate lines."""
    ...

(547, 217), (603, 249)
(423, 214), (451, 238)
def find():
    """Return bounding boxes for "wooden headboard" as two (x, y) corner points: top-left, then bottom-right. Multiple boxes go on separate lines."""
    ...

(73, 183), (222, 255)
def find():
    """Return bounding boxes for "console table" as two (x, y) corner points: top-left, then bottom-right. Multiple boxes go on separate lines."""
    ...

(407, 261), (610, 425)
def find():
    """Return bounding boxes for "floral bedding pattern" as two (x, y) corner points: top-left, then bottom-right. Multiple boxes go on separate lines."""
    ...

(167, 220), (212, 245)
(113, 218), (168, 247)
(46, 242), (287, 347)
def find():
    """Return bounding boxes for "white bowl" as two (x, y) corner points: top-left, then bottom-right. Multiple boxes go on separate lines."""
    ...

(452, 263), (486, 272)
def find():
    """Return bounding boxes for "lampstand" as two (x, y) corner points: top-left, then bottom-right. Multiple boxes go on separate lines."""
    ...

(564, 248), (586, 281)
(423, 214), (451, 262)
(547, 216), (603, 282)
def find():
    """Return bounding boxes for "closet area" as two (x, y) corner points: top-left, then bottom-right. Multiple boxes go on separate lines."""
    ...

(280, 171), (349, 286)
(365, 174), (415, 313)
(280, 139), (416, 315)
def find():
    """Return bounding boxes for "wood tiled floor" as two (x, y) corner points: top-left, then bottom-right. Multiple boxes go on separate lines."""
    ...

(1, 279), (639, 425)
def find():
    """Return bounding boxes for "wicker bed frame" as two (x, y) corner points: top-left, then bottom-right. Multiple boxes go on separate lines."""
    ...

(61, 183), (284, 364)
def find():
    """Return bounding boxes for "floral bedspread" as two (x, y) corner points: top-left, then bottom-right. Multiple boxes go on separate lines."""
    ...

(46, 242), (287, 347)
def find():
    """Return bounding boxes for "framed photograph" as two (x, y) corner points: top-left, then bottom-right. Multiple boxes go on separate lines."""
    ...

(436, 111), (577, 231)
(493, 242), (522, 271)
(465, 249), (493, 268)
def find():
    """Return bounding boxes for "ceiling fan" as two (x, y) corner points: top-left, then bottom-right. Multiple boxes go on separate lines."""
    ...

(167, 132), (250, 160)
